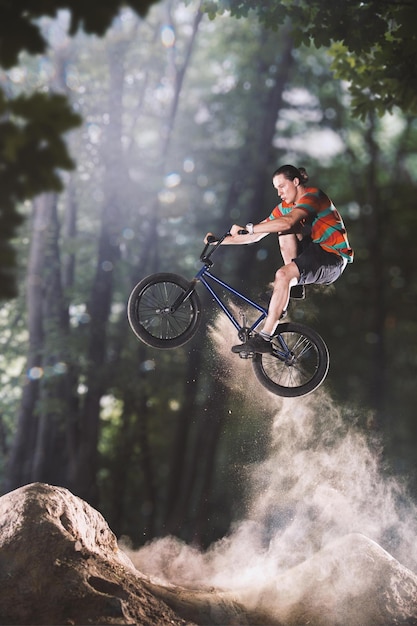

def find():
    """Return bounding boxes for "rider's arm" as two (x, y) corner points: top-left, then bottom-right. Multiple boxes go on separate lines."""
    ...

(220, 229), (268, 245)
(221, 208), (308, 245)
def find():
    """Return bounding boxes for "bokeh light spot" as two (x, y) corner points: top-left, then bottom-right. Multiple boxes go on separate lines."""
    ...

(161, 25), (175, 48)
(102, 261), (113, 272)
(165, 172), (181, 188)
(28, 367), (43, 380)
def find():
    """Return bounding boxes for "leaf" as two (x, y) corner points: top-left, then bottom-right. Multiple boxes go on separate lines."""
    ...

(200, 0), (417, 118)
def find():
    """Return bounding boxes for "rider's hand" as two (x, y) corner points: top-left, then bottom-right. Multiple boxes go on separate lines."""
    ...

(229, 224), (245, 237)
(204, 232), (217, 244)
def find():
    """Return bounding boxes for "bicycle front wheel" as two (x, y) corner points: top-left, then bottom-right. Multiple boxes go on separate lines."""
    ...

(252, 322), (329, 397)
(127, 273), (202, 349)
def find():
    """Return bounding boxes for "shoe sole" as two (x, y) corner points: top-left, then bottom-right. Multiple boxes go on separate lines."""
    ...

(237, 351), (255, 359)
(232, 347), (272, 357)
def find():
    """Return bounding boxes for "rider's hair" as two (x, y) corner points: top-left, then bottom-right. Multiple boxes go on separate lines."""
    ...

(273, 165), (309, 185)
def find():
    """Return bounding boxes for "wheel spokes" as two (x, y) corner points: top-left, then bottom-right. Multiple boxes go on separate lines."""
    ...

(268, 331), (320, 388)
(138, 282), (194, 340)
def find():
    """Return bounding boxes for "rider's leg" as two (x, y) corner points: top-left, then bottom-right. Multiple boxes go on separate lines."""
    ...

(278, 234), (305, 300)
(231, 261), (301, 355)
(278, 233), (299, 264)
(261, 262), (300, 336)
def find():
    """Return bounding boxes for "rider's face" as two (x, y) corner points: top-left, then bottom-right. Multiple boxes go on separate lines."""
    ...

(273, 174), (299, 205)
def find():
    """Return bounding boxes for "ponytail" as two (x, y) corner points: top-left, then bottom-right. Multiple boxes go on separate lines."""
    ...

(273, 165), (309, 185)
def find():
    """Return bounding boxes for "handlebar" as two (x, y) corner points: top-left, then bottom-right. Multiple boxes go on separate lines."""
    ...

(200, 232), (227, 264)
(199, 229), (249, 264)
(199, 224), (301, 265)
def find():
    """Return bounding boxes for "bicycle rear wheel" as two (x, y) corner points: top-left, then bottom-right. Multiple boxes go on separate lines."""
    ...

(127, 273), (202, 349)
(252, 322), (329, 397)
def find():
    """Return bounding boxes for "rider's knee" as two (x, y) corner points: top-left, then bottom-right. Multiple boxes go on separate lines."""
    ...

(274, 266), (290, 285)
(274, 265), (299, 289)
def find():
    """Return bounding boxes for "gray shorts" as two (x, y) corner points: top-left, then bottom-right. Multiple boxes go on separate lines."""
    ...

(293, 240), (345, 286)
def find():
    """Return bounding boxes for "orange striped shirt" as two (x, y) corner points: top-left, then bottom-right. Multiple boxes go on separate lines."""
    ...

(268, 187), (353, 263)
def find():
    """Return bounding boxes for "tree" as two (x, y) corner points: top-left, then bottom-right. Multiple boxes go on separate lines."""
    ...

(201, 0), (417, 118)
(0, 0), (162, 300)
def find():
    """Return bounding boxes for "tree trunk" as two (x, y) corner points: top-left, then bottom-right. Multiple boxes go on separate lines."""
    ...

(160, 0), (203, 159)
(106, 381), (157, 541)
(163, 342), (204, 534)
(363, 115), (386, 421)
(244, 25), (295, 286)
(31, 194), (74, 485)
(4, 195), (52, 491)
(165, 373), (228, 543)
(70, 39), (129, 503)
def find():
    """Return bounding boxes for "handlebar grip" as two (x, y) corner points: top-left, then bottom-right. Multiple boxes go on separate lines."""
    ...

(200, 231), (232, 262)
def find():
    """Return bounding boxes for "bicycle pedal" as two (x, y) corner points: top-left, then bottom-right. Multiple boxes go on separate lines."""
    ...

(238, 351), (254, 359)
(290, 285), (305, 300)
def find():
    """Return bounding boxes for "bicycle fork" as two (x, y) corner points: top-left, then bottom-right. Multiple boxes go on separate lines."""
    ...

(170, 278), (198, 312)
(272, 333), (298, 366)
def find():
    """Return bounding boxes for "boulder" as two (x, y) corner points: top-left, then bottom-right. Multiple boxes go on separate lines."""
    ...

(0, 483), (255, 625)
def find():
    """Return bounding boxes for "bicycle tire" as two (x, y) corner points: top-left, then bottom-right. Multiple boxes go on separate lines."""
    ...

(127, 273), (202, 349)
(252, 322), (329, 398)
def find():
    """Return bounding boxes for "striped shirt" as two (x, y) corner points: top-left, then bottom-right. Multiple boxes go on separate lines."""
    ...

(268, 187), (354, 263)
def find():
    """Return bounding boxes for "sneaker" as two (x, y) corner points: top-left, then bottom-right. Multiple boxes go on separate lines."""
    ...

(290, 284), (305, 300)
(231, 334), (272, 355)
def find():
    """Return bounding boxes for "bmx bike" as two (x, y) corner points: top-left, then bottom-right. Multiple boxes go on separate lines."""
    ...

(127, 233), (329, 398)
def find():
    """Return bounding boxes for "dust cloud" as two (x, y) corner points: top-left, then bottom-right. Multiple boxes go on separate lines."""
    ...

(126, 311), (417, 620)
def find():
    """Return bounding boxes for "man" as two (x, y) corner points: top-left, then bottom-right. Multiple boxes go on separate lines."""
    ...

(210, 164), (353, 355)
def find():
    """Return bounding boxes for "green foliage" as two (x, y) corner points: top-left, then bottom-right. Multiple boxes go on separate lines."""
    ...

(199, 0), (417, 118)
(0, 0), (161, 68)
(0, 91), (81, 298)
(0, 92), (81, 198)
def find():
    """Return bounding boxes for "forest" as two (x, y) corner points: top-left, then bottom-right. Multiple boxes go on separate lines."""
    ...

(1, 0), (417, 549)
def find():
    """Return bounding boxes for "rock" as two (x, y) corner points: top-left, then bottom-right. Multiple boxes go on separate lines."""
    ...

(0, 482), (191, 625)
(0, 483), (258, 626)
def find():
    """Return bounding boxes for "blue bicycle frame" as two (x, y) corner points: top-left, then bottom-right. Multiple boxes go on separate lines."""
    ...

(184, 233), (292, 360)
(195, 263), (267, 335)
